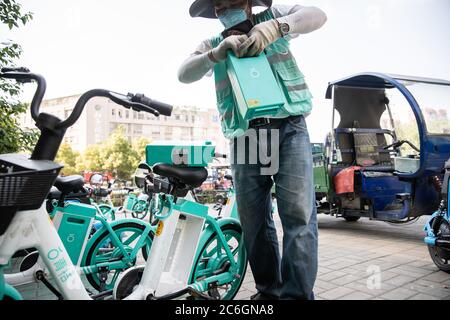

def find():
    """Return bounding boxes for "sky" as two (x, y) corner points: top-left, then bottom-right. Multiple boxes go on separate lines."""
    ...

(2, 0), (449, 142)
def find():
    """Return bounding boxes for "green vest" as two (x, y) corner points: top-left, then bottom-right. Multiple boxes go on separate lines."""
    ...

(211, 9), (313, 139)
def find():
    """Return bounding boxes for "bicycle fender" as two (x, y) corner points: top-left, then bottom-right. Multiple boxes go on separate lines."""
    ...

(197, 217), (241, 254)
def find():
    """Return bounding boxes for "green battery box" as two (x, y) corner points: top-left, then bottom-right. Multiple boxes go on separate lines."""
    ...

(146, 141), (216, 167)
(226, 51), (285, 120)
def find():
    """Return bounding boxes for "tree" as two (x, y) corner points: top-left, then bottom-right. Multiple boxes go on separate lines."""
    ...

(102, 125), (138, 179)
(72, 126), (148, 179)
(55, 143), (80, 176)
(132, 136), (151, 168)
(0, 0), (38, 154)
(76, 144), (104, 173)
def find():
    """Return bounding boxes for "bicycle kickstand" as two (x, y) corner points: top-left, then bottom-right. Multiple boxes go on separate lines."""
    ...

(35, 270), (63, 300)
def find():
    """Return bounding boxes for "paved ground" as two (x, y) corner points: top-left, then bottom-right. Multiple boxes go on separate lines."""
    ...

(236, 214), (450, 300)
(7, 214), (450, 300)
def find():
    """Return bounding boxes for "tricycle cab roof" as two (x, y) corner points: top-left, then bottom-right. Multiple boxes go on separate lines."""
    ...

(326, 72), (450, 97)
(325, 72), (450, 179)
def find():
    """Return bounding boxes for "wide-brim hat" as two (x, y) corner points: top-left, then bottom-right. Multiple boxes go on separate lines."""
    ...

(189, 0), (273, 19)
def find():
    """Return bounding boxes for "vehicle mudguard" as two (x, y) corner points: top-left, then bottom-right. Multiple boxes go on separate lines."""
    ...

(195, 217), (242, 258)
(188, 217), (242, 282)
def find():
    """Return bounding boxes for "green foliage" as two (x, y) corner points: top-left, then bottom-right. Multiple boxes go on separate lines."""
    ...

(0, 0), (38, 154)
(102, 125), (139, 179)
(55, 143), (80, 176)
(0, 0), (33, 29)
(62, 126), (151, 179)
(76, 144), (105, 173)
(132, 136), (151, 168)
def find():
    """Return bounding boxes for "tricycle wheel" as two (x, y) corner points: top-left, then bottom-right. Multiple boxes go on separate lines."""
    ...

(344, 216), (360, 222)
(385, 216), (420, 225)
(428, 219), (450, 273)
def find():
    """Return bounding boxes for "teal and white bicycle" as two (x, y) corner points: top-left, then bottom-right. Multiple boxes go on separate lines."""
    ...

(114, 157), (247, 300)
(6, 176), (154, 295)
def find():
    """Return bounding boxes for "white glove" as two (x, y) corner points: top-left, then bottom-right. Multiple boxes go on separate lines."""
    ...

(209, 34), (248, 62)
(238, 20), (281, 57)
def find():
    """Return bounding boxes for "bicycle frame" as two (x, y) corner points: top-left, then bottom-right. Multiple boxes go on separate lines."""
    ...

(0, 205), (92, 300)
(5, 201), (154, 289)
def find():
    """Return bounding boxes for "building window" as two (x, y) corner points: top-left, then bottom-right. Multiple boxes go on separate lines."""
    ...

(126, 110), (129, 119)
(110, 123), (118, 132)
(133, 124), (143, 135)
(138, 112), (144, 120)
(152, 125), (160, 134)
(112, 109), (116, 116)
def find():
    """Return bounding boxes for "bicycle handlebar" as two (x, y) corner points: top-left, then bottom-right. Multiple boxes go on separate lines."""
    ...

(0, 68), (47, 122)
(57, 89), (173, 130)
(131, 93), (173, 117)
(0, 68), (174, 131)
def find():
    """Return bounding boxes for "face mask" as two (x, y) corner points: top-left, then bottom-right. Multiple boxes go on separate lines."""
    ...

(218, 9), (248, 29)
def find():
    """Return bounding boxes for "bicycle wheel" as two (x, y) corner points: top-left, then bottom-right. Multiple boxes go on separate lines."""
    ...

(131, 200), (148, 220)
(189, 224), (247, 300)
(84, 222), (153, 291)
(428, 218), (450, 273)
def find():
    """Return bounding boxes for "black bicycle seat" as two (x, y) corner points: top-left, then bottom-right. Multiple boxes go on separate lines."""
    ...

(54, 175), (85, 194)
(152, 163), (208, 188)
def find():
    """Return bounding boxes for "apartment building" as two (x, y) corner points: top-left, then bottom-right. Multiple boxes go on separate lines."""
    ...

(20, 94), (229, 154)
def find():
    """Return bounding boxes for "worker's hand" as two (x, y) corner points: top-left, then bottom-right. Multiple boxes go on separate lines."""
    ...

(238, 20), (281, 57)
(209, 34), (249, 62)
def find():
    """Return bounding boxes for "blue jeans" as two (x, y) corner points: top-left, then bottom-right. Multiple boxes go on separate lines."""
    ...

(231, 115), (318, 300)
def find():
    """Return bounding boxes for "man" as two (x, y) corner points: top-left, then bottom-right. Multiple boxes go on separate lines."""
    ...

(178, 0), (327, 300)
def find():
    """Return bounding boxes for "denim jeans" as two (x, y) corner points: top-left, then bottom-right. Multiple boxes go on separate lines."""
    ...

(230, 115), (318, 300)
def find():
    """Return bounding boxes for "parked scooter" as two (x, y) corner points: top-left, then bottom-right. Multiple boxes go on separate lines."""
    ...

(424, 159), (450, 273)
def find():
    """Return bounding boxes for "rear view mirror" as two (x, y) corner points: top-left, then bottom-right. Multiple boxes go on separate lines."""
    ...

(134, 176), (146, 189)
(138, 162), (151, 172)
(134, 163), (152, 189)
(90, 173), (103, 185)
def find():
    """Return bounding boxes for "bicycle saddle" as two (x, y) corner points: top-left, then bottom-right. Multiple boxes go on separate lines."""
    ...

(152, 163), (208, 188)
(54, 175), (85, 194)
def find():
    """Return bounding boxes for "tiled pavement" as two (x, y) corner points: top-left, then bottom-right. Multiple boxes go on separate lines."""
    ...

(8, 214), (450, 300)
(236, 214), (450, 300)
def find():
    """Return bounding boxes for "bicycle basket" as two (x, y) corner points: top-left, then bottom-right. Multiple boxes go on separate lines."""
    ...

(0, 153), (62, 210)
